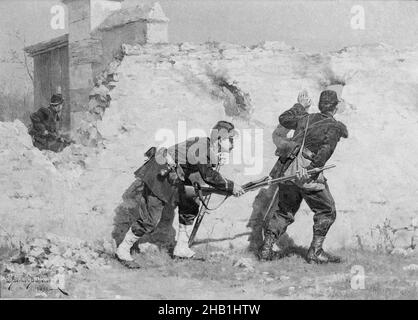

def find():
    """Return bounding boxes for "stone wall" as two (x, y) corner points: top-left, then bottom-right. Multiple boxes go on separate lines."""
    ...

(65, 0), (98, 125)
(98, 42), (418, 252)
(63, 0), (169, 130)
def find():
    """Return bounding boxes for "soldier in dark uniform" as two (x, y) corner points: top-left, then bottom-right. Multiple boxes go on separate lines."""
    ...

(29, 93), (69, 152)
(116, 121), (244, 268)
(260, 90), (348, 264)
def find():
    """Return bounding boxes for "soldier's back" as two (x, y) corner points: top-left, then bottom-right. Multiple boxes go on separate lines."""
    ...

(293, 112), (348, 155)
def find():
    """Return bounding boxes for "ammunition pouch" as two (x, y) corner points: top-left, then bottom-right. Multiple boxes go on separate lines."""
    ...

(284, 147), (325, 191)
(269, 144), (301, 178)
(149, 147), (185, 186)
(286, 145), (314, 160)
(270, 145), (325, 191)
(134, 152), (178, 206)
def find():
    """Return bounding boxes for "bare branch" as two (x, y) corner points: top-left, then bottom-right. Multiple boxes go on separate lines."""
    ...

(2, 28), (34, 82)
(20, 33), (34, 82)
(22, 49), (33, 82)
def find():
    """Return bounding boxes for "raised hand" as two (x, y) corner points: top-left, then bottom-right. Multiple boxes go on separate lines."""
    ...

(297, 89), (312, 109)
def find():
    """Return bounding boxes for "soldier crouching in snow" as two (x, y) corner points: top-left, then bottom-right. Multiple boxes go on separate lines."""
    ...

(116, 121), (245, 269)
(260, 90), (348, 264)
(29, 93), (71, 153)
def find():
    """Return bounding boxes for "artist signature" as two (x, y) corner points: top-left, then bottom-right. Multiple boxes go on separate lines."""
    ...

(0, 273), (67, 296)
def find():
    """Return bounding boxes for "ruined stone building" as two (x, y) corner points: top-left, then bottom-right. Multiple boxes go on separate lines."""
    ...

(24, 0), (169, 130)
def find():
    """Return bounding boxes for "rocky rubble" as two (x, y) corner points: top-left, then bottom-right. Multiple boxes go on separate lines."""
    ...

(74, 53), (123, 147)
(233, 257), (255, 272)
(1, 234), (112, 295)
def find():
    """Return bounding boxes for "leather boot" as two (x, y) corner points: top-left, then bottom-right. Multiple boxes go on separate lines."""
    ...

(258, 231), (277, 261)
(116, 228), (141, 269)
(173, 224), (196, 259)
(306, 235), (341, 264)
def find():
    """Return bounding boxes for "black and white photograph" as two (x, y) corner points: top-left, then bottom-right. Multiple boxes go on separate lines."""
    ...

(0, 0), (417, 304)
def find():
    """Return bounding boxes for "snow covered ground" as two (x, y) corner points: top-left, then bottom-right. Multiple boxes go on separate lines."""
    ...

(1, 41), (417, 253)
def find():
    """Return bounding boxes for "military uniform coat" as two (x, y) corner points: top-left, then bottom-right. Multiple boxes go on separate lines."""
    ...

(265, 103), (348, 238)
(131, 137), (234, 235)
(29, 106), (63, 152)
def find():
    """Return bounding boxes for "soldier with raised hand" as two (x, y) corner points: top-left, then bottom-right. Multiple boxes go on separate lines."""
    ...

(260, 90), (348, 264)
(271, 89), (312, 163)
(116, 121), (244, 269)
(29, 93), (70, 152)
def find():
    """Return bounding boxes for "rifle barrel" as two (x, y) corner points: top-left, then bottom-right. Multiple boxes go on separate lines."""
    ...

(184, 164), (336, 197)
(243, 164), (336, 192)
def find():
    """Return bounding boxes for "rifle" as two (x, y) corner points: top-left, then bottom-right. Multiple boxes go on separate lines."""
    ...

(186, 164), (335, 246)
(185, 164), (336, 198)
(188, 162), (221, 246)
